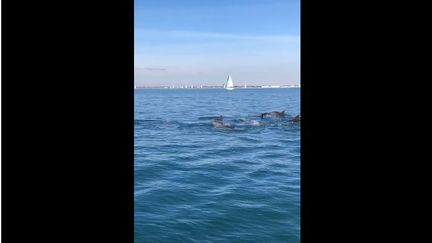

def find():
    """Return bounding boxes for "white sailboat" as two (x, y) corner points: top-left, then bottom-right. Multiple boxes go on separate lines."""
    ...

(224, 75), (235, 90)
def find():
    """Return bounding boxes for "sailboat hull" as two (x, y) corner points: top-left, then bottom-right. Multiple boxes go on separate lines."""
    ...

(225, 87), (234, 90)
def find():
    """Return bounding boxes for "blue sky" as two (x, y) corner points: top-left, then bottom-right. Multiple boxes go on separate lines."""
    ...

(135, 0), (300, 86)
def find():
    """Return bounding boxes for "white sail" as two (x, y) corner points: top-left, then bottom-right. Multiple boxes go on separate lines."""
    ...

(225, 75), (234, 90)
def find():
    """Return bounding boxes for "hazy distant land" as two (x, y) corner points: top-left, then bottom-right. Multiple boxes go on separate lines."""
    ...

(135, 84), (300, 89)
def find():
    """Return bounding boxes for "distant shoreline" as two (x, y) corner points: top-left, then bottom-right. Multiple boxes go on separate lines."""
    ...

(134, 86), (300, 90)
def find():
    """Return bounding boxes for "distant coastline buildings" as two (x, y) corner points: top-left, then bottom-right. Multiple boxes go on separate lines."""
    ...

(134, 83), (300, 89)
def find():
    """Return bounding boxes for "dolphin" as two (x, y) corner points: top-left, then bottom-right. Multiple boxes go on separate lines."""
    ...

(260, 110), (285, 119)
(289, 114), (300, 123)
(212, 116), (234, 128)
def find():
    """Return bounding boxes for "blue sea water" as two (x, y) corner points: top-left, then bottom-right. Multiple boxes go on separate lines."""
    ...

(135, 88), (300, 242)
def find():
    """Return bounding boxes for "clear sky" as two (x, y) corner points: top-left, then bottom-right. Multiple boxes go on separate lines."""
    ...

(135, 0), (300, 86)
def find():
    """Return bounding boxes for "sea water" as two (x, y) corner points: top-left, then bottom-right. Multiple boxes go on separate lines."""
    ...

(135, 88), (300, 242)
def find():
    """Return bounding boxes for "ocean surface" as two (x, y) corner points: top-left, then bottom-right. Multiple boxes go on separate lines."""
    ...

(135, 88), (300, 242)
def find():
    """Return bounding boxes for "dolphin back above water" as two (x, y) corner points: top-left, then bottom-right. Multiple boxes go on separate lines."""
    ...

(212, 112), (299, 128)
(289, 114), (300, 123)
(260, 110), (285, 119)
(212, 116), (235, 128)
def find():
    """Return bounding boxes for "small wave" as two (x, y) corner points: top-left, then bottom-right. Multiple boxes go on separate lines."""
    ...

(198, 116), (219, 120)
